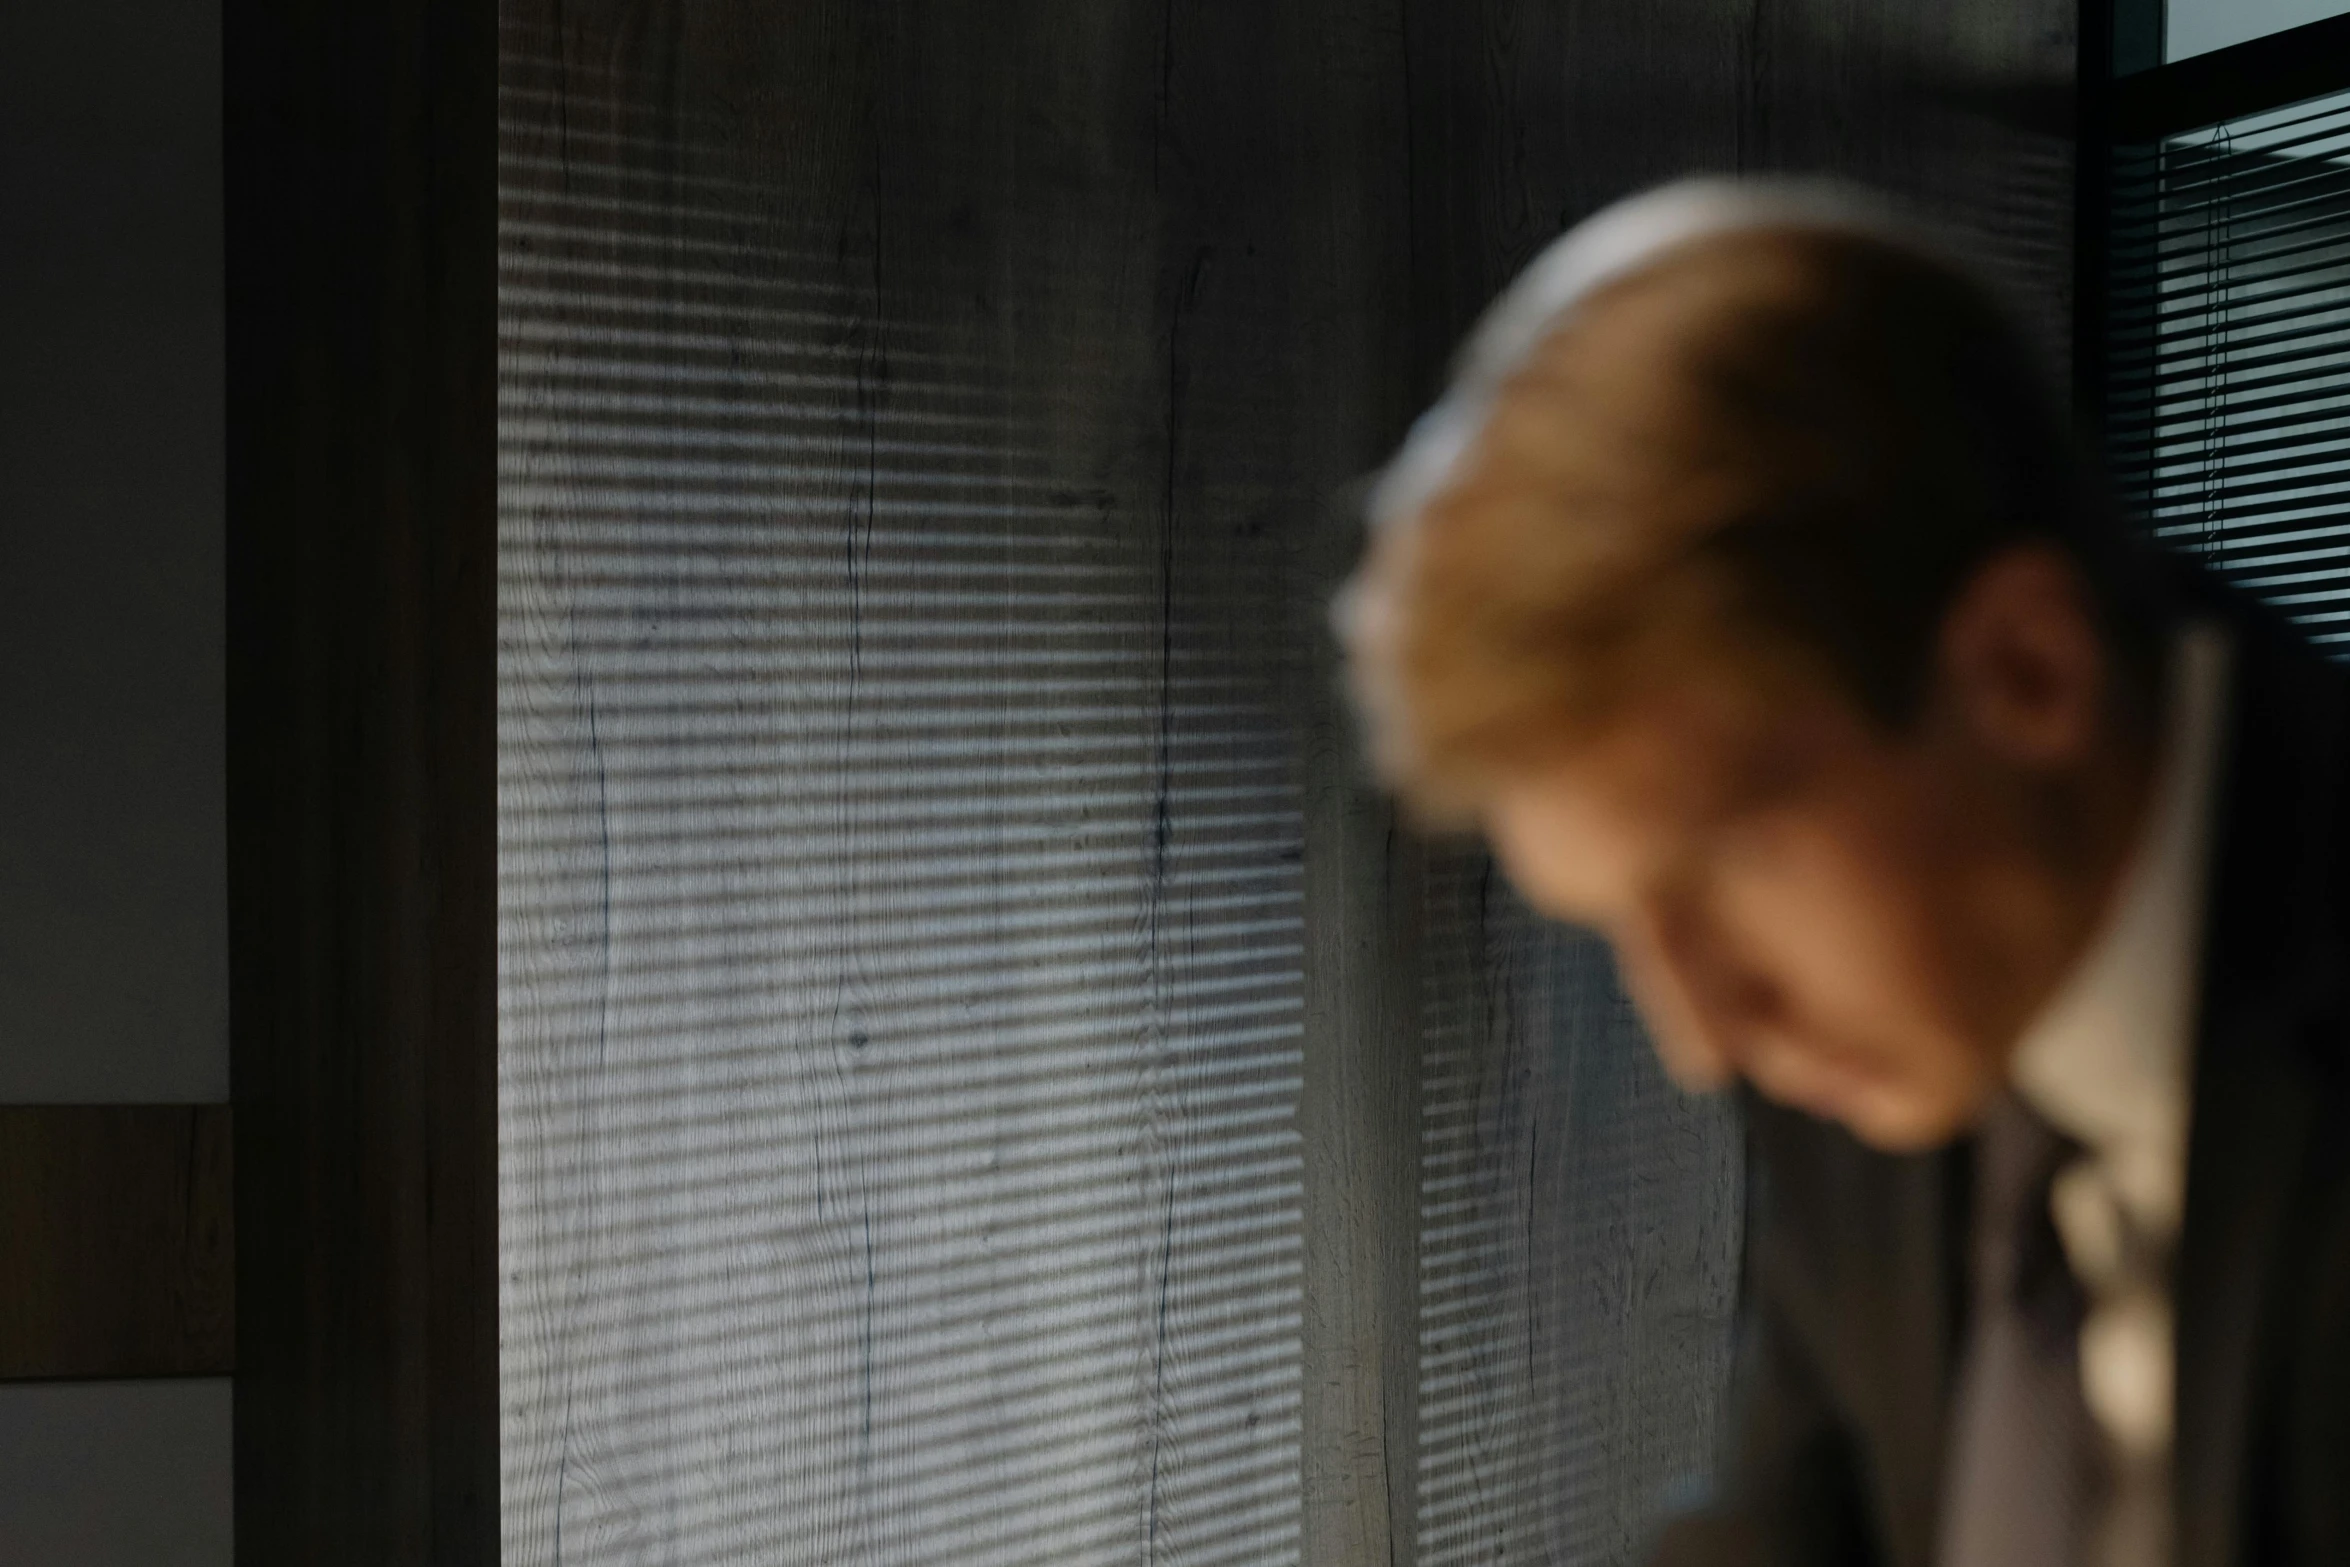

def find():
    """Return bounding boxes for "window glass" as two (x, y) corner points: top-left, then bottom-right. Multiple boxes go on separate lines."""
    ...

(2168, 0), (2350, 62)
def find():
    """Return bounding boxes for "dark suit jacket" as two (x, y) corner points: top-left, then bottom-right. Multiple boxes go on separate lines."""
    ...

(1653, 584), (2350, 1567)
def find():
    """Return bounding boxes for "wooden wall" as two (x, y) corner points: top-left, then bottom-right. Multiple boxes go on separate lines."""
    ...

(0, 1107), (233, 1381)
(494, 4), (2076, 1567)
(498, 8), (1423, 1563)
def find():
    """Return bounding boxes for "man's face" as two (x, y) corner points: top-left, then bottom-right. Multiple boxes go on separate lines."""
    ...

(1478, 552), (2130, 1151)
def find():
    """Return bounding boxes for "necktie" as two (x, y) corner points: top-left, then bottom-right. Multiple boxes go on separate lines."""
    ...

(2050, 1161), (2174, 1567)
(1937, 1095), (2097, 1567)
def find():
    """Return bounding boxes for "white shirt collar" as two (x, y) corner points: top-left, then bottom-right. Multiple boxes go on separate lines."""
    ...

(2007, 624), (2232, 1244)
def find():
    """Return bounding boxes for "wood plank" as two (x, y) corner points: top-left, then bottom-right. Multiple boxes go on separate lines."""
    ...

(495, 5), (1433, 1564)
(2109, 13), (2350, 139)
(0, 1106), (233, 1380)
(222, 0), (499, 1559)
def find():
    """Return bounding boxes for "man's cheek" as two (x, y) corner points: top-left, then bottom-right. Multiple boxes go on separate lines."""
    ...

(1745, 858), (1927, 1019)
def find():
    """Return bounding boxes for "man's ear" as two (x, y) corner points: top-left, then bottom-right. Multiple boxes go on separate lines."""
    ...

(1932, 543), (2110, 768)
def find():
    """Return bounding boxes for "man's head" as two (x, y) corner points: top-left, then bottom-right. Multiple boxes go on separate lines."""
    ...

(1339, 181), (2169, 1151)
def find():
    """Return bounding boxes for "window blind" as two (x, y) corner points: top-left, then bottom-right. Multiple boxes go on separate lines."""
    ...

(2106, 88), (2350, 641)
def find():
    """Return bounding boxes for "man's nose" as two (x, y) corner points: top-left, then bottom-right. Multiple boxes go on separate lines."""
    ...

(1612, 900), (1747, 1092)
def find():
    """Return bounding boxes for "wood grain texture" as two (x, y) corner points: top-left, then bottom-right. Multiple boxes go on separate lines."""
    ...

(0, 1106), (233, 1380)
(497, 6), (1422, 1564)
(1414, 864), (1746, 1567)
(223, 0), (499, 1559)
(495, 3), (2081, 1566)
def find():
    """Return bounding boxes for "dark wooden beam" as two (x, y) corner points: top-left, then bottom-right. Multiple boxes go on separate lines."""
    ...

(0, 1106), (234, 1380)
(2078, 0), (2118, 440)
(222, 0), (498, 1560)
(2111, 14), (2350, 140)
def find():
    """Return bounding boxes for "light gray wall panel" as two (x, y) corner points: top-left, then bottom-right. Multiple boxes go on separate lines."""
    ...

(0, 1), (227, 1102)
(0, 0), (233, 1553)
(0, 1380), (232, 1566)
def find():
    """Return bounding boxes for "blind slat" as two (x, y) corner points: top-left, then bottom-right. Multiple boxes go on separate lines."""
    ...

(2108, 89), (2350, 645)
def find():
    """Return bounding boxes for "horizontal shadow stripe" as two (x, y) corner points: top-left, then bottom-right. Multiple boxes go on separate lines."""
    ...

(496, 30), (1311, 1567)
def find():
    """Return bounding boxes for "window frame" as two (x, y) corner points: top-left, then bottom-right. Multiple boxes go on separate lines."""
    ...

(2080, 2), (2350, 433)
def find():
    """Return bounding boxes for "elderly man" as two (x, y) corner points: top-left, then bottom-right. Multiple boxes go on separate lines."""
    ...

(1339, 180), (2349, 1567)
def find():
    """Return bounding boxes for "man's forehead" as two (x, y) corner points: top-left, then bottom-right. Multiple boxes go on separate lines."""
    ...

(1582, 670), (1812, 789)
(1505, 676), (1791, 861)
